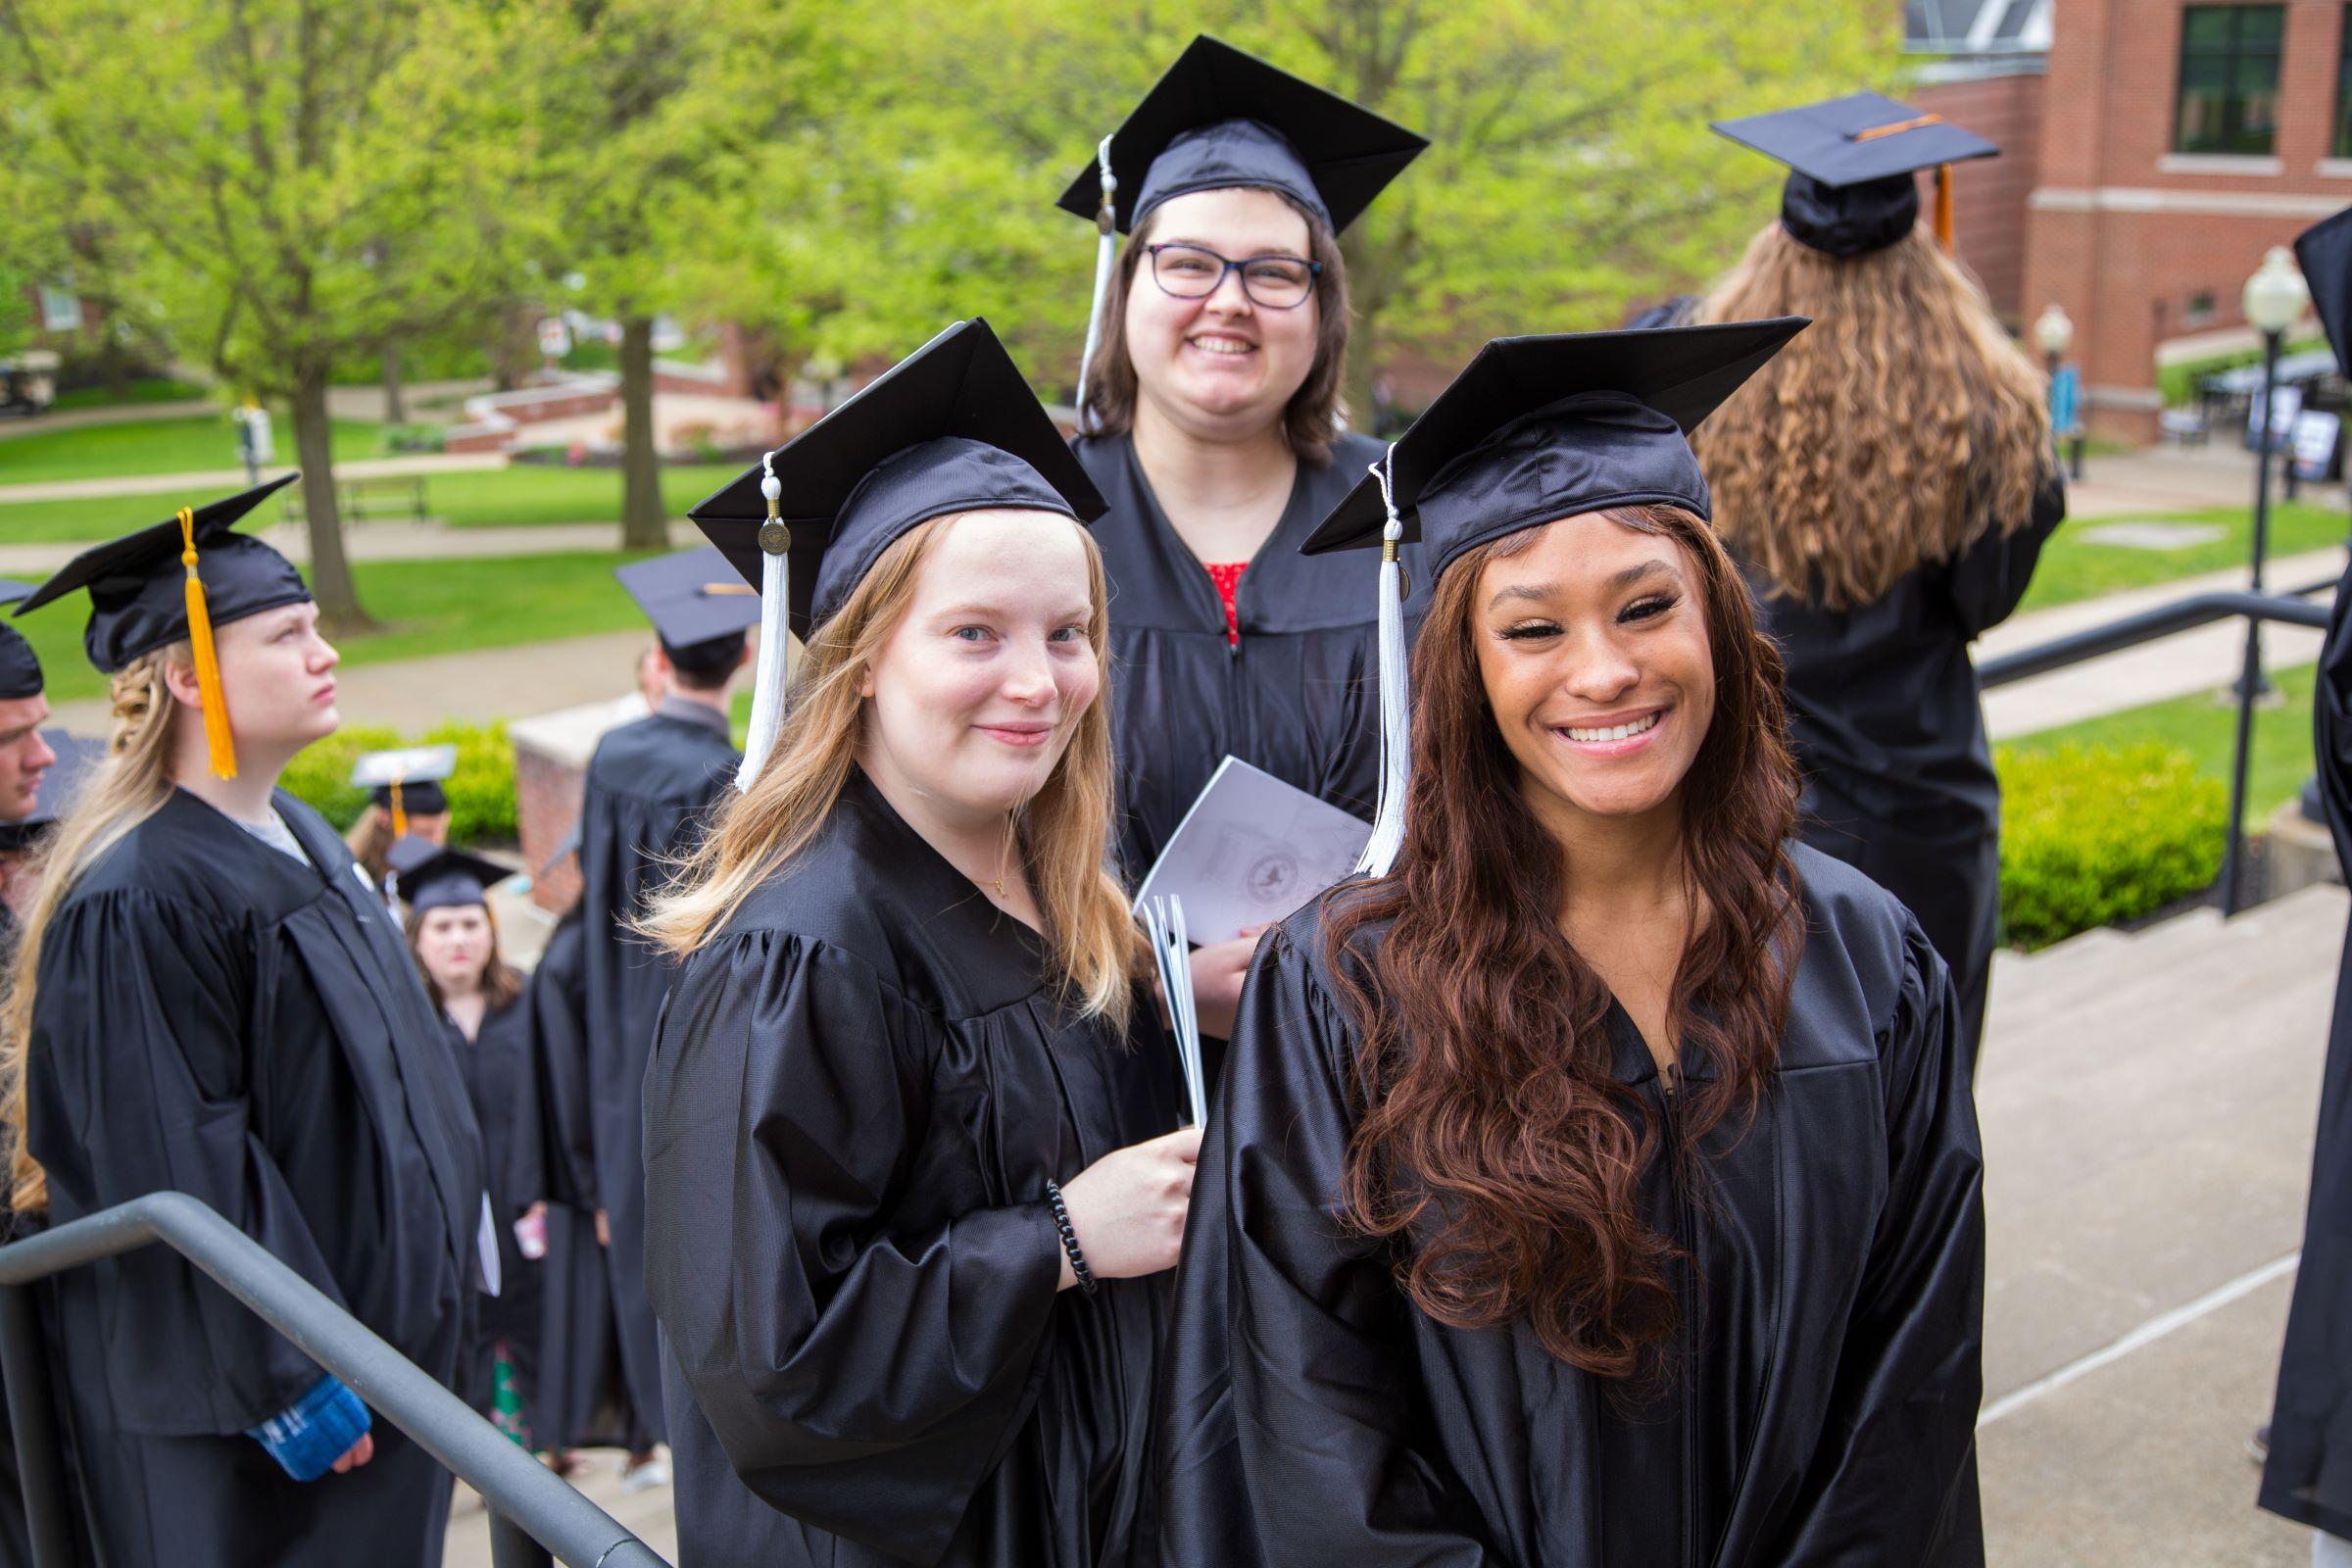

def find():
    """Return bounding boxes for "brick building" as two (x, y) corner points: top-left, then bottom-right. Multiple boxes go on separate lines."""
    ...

(1909, 0), (2054, 322)
(2024, 0), (2346, 441)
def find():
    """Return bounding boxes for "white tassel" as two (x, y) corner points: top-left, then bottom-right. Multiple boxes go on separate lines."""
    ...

(1354, 446), (1411, 878)
(736, 450), (791, 793)
(1075, 135), (1118, 436)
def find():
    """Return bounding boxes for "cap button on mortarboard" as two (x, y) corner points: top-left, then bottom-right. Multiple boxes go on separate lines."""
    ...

(760, 470), (789, 555)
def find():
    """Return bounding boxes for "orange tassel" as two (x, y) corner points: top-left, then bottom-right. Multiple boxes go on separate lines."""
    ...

(1934, 165), (1954, 253)
(389, 780), (408, 839)
(178, 509), (237, 780)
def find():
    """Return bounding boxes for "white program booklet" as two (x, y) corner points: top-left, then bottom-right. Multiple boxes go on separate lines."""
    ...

(1135, 757), (1372, 945)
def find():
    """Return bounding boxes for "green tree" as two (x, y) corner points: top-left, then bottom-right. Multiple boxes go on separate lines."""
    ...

(1, 0), (538, 628)
(527, 0), (817, 550)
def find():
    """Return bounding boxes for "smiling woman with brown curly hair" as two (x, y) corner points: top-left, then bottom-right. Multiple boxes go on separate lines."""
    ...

(1690, 94), (2065, 1063)
(1152, 324), (1988, 1568)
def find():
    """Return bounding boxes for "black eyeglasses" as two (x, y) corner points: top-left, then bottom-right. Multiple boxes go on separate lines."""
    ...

(1146, 244), (1323, 310)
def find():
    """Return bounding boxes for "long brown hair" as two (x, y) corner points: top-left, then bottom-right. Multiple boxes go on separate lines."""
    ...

(403, 903), (524, 1013)
(1082, 191), (1352, 466)
(1691, 224), (2052, 608)
(1321, 505), (1804, 1379)
(641, 513), (1139, 1027)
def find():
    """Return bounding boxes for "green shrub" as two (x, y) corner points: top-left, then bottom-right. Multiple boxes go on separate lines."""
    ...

(280, 719), (516, 847)
(1996, 741), (2225, 952)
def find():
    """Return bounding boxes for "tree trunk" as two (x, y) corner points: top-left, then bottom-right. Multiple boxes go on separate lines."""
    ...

(617, 316), (667, 551)
(291, 365), (374, 632)
(381, 341), (407, 425)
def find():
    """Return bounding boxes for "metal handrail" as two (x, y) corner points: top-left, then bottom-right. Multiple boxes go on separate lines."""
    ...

(0, 1192), (669, 1568)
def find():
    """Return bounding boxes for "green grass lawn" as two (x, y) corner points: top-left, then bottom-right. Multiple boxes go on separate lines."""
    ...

(2019, 501), (2348, 612)
(0, 459), (743, 539)
(0, 410), (380, 486)
(46, 377), (210, 411)
(2000, 659), (2319, 824)
(18, 550), (656, 705)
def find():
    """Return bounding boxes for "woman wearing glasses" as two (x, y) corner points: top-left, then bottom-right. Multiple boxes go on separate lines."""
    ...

(1061, 38), (1424, 1052)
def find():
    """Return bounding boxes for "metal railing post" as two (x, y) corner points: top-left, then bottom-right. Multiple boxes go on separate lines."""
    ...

(0, 1284), (76, 1568)
(490, 1509), (557, 1568)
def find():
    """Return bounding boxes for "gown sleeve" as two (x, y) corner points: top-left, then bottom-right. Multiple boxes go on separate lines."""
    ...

(23, 887), (349, 1436)
(1157, 925), (1497, 1566)
(1944, 473), (2067, 641)
(640, 929), (1065, 1567)
(527, 923), (598, 1210)
(1767, 921), (1987, 1566)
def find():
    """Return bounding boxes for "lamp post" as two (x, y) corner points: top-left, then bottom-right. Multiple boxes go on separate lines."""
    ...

(2218, 246), (2313, 914)
(2034, 303), (2082, 478)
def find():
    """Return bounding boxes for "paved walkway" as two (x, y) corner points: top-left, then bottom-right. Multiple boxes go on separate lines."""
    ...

(0, 453), (507, 506)
(0, 519), (629, 578)
(0, 377), (495, 443)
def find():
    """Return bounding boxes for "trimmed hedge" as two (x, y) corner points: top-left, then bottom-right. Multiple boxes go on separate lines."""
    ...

(1995, 740), (2226, 952)
(280, 719), (516, 847)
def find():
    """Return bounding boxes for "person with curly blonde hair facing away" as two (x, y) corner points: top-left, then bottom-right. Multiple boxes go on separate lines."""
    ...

(0, 476), (486, 1568)
(1689, 94), (2064, 1063)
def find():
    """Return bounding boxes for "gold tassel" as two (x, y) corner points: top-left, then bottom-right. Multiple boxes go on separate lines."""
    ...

(177, 509), (237, 780)
(389, 780), (408, 839)
(1934, 164), (1954, 252)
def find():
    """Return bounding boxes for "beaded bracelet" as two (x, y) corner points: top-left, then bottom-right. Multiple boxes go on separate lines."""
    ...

(1044, 1181), (1098, 1297)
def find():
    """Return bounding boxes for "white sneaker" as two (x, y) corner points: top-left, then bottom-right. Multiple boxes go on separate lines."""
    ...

(620, 1457), (670, 1494)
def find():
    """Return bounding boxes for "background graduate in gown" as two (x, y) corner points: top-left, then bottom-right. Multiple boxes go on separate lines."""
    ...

(1057, 37), (1426, 1042)
(572, 543), (758, 1478)
(1156, 324), (1987, 1566)
(645, 318), (1195, 1567)
(391, 839), (547, 1450)
(0, 476), (487, 1568)
(0, 588), (58, 952)
(1689, 93), (2065, 1063)
(2260, 205), (2352, 1568)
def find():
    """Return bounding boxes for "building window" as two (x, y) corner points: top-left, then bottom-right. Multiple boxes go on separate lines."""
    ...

(2176, 5), (2284, 155)
(2185, 290), (2219, 328)
(36, 285), (81, 333)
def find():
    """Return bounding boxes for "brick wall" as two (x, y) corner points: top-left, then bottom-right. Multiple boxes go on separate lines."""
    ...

(1918, 68), (2049, 321)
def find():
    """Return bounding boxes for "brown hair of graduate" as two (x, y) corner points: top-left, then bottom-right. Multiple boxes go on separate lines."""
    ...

(403, 904), (525, 1013)
(1320, 505), (1806, 1378)
(639, 514), (1141, 1027)
(1, 647), (191, 1212)
(1690, 224), (2051, 609)
(1081, 192), (1353, 466)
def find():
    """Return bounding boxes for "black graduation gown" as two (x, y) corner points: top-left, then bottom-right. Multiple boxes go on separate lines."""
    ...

(577, 698), (738, 1446)
(642, 769), (1182, 1568)
(447, 998), (543, 1423)
(527, 908), (653, 1453)
(1155, 845), (1986, 1566)
(1074, 431), (1424, 887)
(23, 788), (484, 1568)
(1744, 477), (2066, 1059)
(2259, 562), (2352, 1542)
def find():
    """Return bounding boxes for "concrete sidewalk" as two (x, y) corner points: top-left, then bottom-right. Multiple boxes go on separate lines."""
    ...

(2064, 442), (2351, 521)
(0, 453), (507, 506)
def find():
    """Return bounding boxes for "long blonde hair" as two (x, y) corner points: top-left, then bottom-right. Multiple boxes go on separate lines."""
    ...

(2, 647), (191, 1213)
(1690, 224), (2052, 608)
(640, 514), (1138, 1028)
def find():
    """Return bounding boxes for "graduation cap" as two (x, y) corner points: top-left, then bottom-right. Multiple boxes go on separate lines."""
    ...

(351, 743), (458, 838)
(1302, 318), (1808, 876)
(0, 581), (40, 703)
(2295, 207), (2352, 378)
(689, 318), (1105, 791)
(1058, 35), (1427, 413)
(612, 546), (763, 659)
(0, 731), (101, 854)
(1711, 91), (1998, 259)
(13, 474), (306, 780)
(384, 835), (512, 915)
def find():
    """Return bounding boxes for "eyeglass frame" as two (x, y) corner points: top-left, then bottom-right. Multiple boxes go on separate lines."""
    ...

(1143, 243), (1325, 310)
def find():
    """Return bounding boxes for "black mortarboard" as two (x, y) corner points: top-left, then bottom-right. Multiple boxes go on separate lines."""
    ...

(14, 474), (307, 672)
(612, 546), (763, 656)
(1303, 319), (1810, 576)
(1712, 92), (1997, 259)
(385, 835), (512, 914)
(2295, 207), (2352, 378)
(352, 743), (458, 834)
(1056, 35), (1427, 237)
(0, 581), (40, 702)
(0, 731), (100, 852)
(1304, 319), (1807, 879)
(690, 318), (1106, 790)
